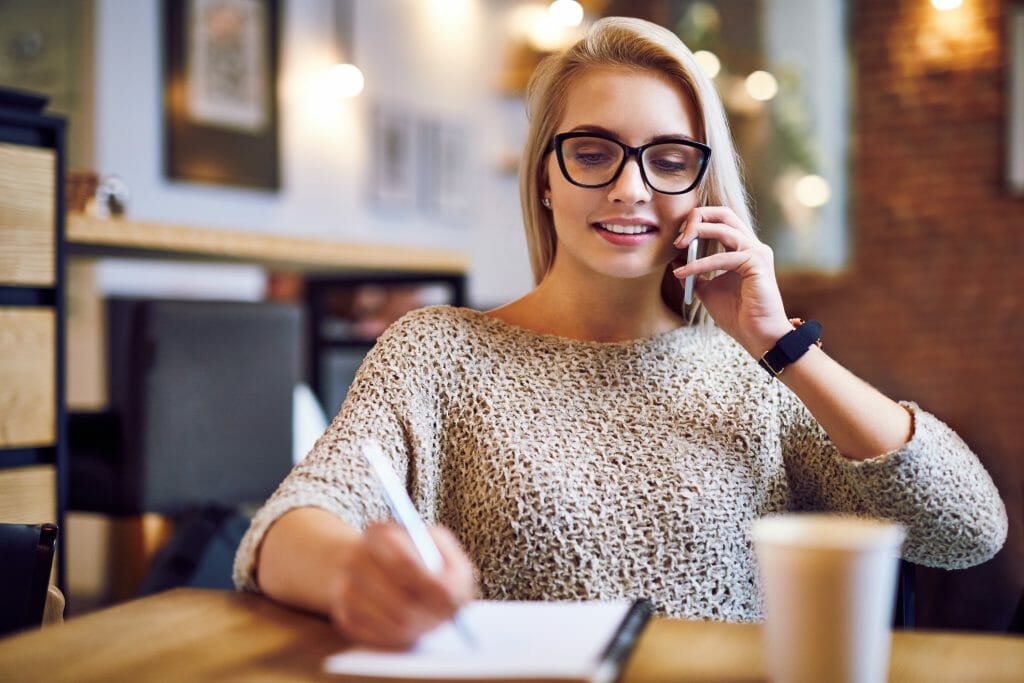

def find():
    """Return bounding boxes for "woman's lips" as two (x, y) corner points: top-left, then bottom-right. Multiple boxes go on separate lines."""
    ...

(593, 221), (659, 246)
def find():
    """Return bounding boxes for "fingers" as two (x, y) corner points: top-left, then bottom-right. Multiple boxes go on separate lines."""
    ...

(328, 522), (478, 650)
(671, 204), (773, 281)
(329, 576), (418, 650)
(675, 220), (745, 251)
(330, 557), (435, 648)
(350, 546), (434, 629)
(674, 205), (755, 251)
(431, 526), (479, 604)
(672, 245), (773, 280)
(364, 523), (457, 615)
(673, 250), (746, 279)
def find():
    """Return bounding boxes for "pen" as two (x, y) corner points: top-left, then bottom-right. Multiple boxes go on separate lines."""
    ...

(360, 439), (478, 648)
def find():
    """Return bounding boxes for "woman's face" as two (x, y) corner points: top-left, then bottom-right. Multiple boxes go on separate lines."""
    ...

(543, 66), (703, 284)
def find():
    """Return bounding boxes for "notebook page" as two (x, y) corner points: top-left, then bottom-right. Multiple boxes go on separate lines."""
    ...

(323, 600), (634, 680)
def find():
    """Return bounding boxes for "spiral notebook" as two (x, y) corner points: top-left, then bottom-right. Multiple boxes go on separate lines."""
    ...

(323, 598), (654, 682)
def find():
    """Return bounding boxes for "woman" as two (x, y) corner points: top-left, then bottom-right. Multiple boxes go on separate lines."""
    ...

(234, 17), (1006, 648)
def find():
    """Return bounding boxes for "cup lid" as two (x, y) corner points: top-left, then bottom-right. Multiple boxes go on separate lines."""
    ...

(752, 513), (906, 550)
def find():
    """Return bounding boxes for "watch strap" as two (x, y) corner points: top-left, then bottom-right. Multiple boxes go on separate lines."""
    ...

(758, 319), (823, 378)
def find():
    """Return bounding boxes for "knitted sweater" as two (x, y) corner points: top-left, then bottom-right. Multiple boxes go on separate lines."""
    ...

(233, 306), (1007, 621)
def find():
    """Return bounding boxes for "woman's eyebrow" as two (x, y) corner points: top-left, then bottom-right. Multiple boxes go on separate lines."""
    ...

(565, 124), (700, 144)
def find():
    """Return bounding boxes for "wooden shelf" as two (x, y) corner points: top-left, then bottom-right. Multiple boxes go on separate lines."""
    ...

(66, 213), (468, 274)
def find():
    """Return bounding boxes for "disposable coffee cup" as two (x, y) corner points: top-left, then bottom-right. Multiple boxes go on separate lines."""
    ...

(752, 514), (906, 683)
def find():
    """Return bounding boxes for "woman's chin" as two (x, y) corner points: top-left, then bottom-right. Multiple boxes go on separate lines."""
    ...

(588, 260), (673, 283)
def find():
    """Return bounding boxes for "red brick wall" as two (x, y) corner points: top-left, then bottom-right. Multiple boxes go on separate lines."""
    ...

(781, 0), (1023, 630)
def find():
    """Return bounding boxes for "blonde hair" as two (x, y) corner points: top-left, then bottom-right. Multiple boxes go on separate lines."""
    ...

(519, 16), (751, 318)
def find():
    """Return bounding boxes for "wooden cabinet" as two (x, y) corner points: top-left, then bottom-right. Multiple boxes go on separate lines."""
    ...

(0, 142), (56, 285)
(0, 308), (56, 447)
(0, 90), (67, 586)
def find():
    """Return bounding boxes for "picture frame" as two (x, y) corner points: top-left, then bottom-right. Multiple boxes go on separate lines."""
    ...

(370, 104), (417, 211)
(1009, 5), (1024, 195)
(419, 118), (471, 218)
(163, 0), (280, 190)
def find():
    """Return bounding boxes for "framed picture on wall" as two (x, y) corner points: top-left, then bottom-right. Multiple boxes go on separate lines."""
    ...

(419, 118), (471, 218)
(163, 0), (280, 190)
(1009, 5), (1024, 195)
(370, 105), (417, 211)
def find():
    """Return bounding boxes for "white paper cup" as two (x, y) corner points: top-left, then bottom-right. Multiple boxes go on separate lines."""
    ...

(752, 514), (906, 683)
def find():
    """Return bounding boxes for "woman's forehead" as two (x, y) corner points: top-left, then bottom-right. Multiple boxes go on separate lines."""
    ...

(557, 66), (700, 141)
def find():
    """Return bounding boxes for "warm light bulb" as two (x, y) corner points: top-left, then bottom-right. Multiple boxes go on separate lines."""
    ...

(745, 70), (778, 101)
(548, 0), (584, 27)
(329, 63), (365, 98)
(794, 174), (831, 208)
(930, 0), (962, 10)
(528, 15), (565, 51)
(693, 50), (721, 79)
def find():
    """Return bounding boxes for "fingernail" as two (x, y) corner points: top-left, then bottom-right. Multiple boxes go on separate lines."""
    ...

(672, 266), (686, 277)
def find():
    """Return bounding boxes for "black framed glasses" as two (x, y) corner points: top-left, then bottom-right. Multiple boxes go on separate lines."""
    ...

(550, 132), (711, 195)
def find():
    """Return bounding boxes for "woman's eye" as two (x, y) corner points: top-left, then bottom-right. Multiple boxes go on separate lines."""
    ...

(649, 158), (689, 174)
(574, 152), (613, 166)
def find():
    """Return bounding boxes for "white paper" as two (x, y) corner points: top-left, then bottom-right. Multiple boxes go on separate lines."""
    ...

(323, 600), (634, 680)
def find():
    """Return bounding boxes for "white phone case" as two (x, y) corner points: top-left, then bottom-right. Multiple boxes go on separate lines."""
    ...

(684, 238), (699, 306)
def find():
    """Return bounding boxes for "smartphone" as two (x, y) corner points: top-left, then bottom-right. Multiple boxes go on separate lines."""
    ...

(684, 238), (699, 306)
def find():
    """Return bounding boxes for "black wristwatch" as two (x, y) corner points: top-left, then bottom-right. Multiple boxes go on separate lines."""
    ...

(757, 319), (823, 378)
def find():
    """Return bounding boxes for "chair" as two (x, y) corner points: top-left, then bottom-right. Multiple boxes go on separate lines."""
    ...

(67, 299), (300, 599)
(893, 559), (916, 629)
(0, 523), (59, 637)
(138, 504), (250, 595)
(69, 299), (300, 515)
(1009, 587), (1024, 633)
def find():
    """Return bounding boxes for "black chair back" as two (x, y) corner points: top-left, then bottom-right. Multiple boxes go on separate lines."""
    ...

(69, 299), (300, 515)
(0, 523), (58, 637)
(893, 559), (916, 628)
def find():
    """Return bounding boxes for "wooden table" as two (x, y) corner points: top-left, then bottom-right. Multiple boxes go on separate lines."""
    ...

(0, 589), (1021, 682)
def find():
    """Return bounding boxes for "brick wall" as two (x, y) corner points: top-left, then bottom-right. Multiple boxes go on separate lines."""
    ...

(781, 0), (1023, 630)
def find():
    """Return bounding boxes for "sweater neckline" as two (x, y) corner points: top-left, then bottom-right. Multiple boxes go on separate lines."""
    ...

(451, 306), (704, 352)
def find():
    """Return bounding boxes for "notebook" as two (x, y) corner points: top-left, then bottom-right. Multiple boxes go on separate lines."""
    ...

(323, 598), (654, 682)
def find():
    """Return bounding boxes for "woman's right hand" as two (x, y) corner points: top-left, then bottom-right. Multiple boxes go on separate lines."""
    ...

(327, 521), (477, 649)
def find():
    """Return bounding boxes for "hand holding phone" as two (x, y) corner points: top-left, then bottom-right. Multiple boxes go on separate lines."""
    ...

(684, 238), (699, 306)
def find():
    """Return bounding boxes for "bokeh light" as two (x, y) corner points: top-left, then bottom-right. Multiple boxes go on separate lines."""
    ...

(548, 0), (584, 27)
(794, 174), (831, 208)
(328, 63), (365, 98)
(745, 70), (779, 101)
(694, 50), (721, 79)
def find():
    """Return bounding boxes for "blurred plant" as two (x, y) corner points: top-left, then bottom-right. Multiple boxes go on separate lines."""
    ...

(675, 1), (826, 258)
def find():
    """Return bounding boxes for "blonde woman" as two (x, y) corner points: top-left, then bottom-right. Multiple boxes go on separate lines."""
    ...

(234, 17), (1006, 648)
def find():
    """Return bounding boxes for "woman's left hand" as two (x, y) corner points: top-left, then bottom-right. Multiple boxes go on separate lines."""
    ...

(671, 205), (793, 357)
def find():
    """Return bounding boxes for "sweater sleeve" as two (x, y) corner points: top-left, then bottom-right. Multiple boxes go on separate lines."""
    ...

(232, 308), (450, 592)
(779, 390), (1007, 570)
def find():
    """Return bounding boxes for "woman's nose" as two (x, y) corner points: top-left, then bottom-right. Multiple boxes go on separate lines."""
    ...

(607, 156), (652, 204)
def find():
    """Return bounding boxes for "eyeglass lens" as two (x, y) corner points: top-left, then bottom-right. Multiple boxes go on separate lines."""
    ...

(559, 136), (706, 194)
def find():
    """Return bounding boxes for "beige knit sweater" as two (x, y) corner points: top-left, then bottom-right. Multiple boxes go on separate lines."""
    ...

(234, 306), (1007, 621)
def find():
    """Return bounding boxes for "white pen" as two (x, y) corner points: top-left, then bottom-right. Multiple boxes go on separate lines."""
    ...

(360, 439), (477, 648)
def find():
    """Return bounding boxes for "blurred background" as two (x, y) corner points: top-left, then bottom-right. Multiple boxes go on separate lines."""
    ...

(0, 0), (1020, 633)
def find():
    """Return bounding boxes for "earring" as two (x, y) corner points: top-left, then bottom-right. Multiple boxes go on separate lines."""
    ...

(541, 197), (551, 208)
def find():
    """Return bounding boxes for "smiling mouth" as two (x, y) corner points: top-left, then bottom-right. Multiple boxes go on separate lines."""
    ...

(596, 223), (657, 235)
